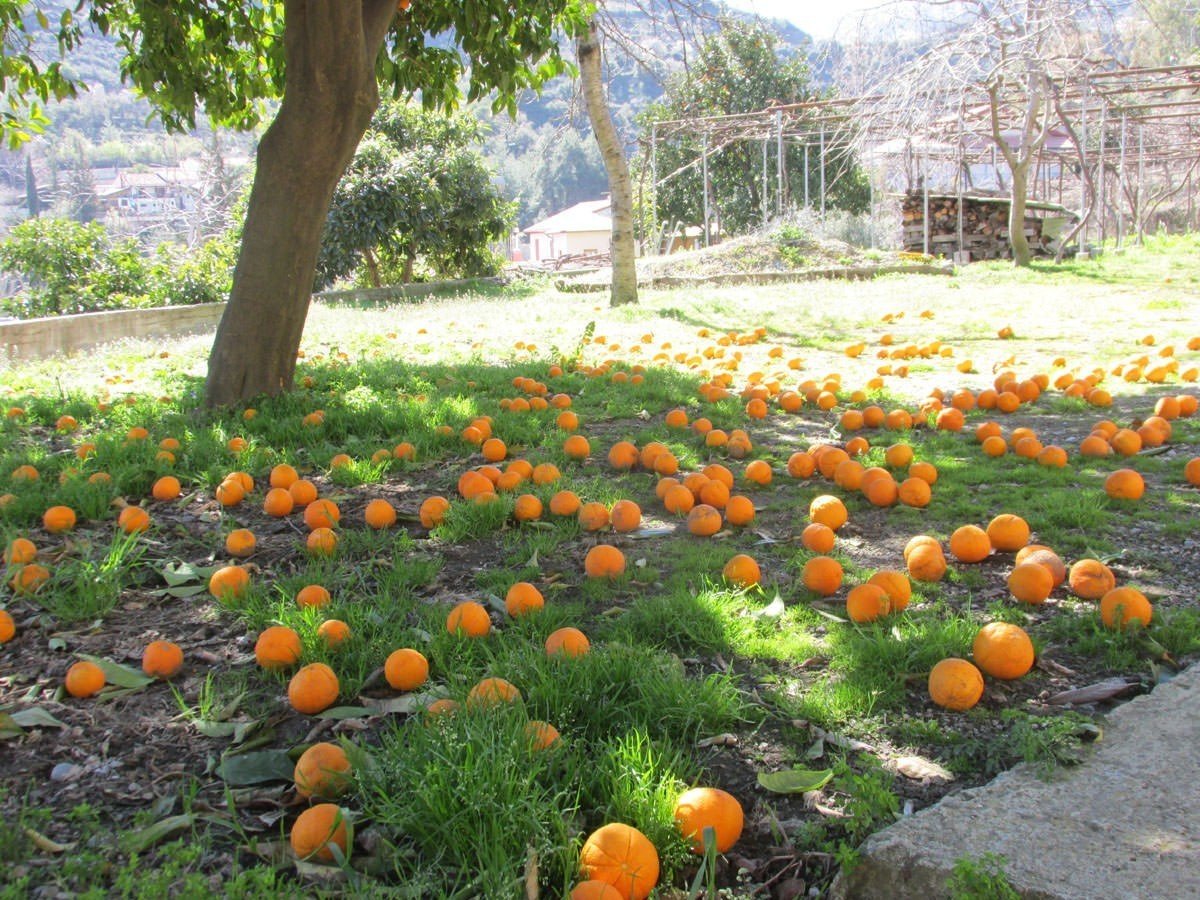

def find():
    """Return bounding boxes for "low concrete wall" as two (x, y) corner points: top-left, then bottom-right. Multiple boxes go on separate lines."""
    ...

(315, 277), (503, 305)
(555, 264), (955, 293)
(0, 302), (226, 363)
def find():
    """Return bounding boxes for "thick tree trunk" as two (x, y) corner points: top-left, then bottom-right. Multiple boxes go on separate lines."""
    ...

(577, 18), (638, 307)
(363, 248), (382, 288)
(204, 1), (396, 407)
(1008, 163), (1032, 266)
(402, 248), (416, 284)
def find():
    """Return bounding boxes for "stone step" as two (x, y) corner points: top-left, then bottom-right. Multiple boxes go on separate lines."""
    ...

(832, 664), (1200, 900)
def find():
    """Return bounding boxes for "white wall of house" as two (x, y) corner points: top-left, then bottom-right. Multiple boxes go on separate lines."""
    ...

(529, 229), (611, 262)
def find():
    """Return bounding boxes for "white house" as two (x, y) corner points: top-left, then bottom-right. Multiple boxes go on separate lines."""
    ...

(523, 198), (612, 262)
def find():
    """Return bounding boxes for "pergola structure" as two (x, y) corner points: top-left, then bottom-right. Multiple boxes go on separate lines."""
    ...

(640, 64), (1200, 258)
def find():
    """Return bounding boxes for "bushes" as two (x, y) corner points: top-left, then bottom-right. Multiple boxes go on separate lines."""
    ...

(0, 218), (234, 319)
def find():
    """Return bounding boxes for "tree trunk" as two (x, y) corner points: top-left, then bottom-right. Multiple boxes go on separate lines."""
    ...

(402, 248), (416, 285)
(363, 247), (382, 288)
(577, 18), (637, 307)
(204, 1), (396, 407)
(1008, 162), (1032, 266)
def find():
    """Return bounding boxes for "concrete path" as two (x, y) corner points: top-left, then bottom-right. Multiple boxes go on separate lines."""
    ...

(832, 664), (1200, 900)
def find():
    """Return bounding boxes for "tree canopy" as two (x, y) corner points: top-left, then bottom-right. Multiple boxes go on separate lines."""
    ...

(640, 19), (868, 236)
(316, 103), (513, 289)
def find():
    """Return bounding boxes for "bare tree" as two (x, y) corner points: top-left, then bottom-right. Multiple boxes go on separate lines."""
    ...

(849, 0), (1119, 266)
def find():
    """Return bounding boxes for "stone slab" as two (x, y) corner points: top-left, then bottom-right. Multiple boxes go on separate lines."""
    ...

(0, 303), (226, 362)
(832, 664), (1200, 900)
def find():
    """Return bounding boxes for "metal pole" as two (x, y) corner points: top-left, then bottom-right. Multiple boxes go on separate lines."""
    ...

(1136, 125), (1145, 244)
(1117, 113), (1126, 247)
(803, 144), (810, 209)
(1097, 102), (1107, 244)
(923, 156), (930, 256)
(819, 126), (826, 217)
(775, 110), (784, 218)
(1079, 78), (1087, 245)
(762, 140), (769, 226)
(702, 129), (710, 248)
(649, 125), (658, 255)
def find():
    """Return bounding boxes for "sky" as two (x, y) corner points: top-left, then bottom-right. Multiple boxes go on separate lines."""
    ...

(723, 0), (889, 40)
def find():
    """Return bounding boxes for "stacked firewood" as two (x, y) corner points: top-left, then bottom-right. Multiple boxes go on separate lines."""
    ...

(901, 192), (1042, 259)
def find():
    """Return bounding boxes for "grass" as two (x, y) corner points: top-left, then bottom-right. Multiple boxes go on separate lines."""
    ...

(1, 233), (1199, 896)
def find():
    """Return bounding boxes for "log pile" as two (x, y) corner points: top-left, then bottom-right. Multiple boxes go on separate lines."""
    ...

(901, 192), (1043, 260)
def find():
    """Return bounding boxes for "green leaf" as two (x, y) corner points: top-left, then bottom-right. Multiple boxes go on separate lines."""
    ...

(9, 707), (66, 730)
(317, 705), (373, 720)
(118, 814), (198, 854)
(757, 767), (834, 794)
(215, 750), (294, 786)
(161, 561), (217, 587)
(78, 654), (154, 689)
(0, 712), (22, 740)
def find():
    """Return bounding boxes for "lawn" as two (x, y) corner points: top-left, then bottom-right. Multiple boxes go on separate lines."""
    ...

(1, 233), (1199, 899)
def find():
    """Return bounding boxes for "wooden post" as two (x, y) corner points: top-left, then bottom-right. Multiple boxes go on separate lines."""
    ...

(922, 156), (930, 256)
(762, 139), (769, 226)
(1117, 113), (1126, 247)
(775, 109), (784, 218)
(1136, 125), (1145, 244)
(702, 128), (710, 248)
(803, 143), (810, 209)
(649, 125), (658, 255)
(1097, 102), (1107, 244)
(819, 125), (826, 217)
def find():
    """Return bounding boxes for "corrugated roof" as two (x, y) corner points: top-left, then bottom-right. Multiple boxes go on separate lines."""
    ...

(524, 199), (611, 235)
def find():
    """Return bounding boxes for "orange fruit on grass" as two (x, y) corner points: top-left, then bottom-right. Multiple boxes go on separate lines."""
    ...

(578, 822), (660, 900)
(1099, 587), (1153, 629)
(0, 609), (14, 643)
(317, 619), (351, 649)
(801, 523), (835, 553)
(364, 499), (397, 529)
(255, 626), (302, 669)
(65, 660), (105, 698)
(304, 499), (341, 530)
(514, 494), (544, 522)
(608, 441), (639, 471)
(585, 544), (626, 578)
(482, 437), (507, 462)
(43, 505), (77, 534)
(867, 570), (912, 612)
(722, 553), (761, 588)
(786, 452), (816, 478)
(152, 476), (182, 501)
(673, 786), (744, 853)
(972, 622), (1035, 680)
(702, 463), (734, 489)
(447, 601), (491, 637)
(525, 720), (561, 750)
(384, 648), (429, 691)
(897, 477), (931, 508)
(610, 500), (641, 533)
(546, 627), (590, 657)
(1068, 558), (1115, 600)
(1105, 468), (1144, 500)
(809, 495), (847, 531)
(222, 528), (255, 557)
(4, 537), (36, 565)
(949, 525), (991, 563)
(549, 490), (582, 516)
(289, 803), (350, 863)
(117, 506), (151, 534)
(306, 527), (338, 556)
(906, 544), (947, 583)
(270, 464), (299, 489)
(743, 460), (772, 486)
(1011, 547), (1064, 588)
(1008, 562), (1054, 604)
(908, 461), (938, 485)
(419, 496), (450, 528)
(846, 584), (891, 623)
(293, 742), (352, 800)
(884, 443), (913, 468)
(802, 556), (843, 595)
(663, 484), (695, 516)
(686, 504), (722, 537)
(208, 565), (249, 599)
(141, 640), (183, 679)
(864, 475), (899, 507)
(467, 676), (521, 708)
(214, 479), (245, 507)
(579, 502), (611, 531)
(288, 663), (340, 714)
(563, 435), (591, 460)
(424, 698), (460, 720)
(986, 514), (1030, 552)
(288, 478), (318, 505)
(928, 658), (984, 711)
(296, 584), (331, 609)
(505, 582), (545, 617)
(724, 495), (755, 526)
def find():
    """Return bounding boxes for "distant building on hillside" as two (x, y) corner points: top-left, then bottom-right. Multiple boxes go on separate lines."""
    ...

(522, 197), (612, 263)
(94, 165), (200, 220)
